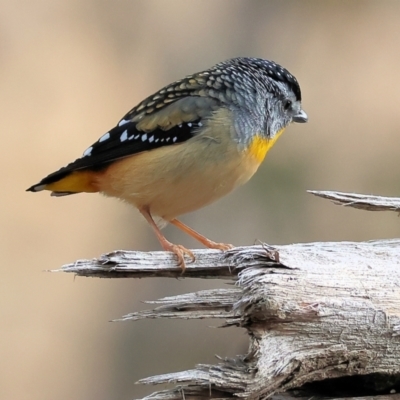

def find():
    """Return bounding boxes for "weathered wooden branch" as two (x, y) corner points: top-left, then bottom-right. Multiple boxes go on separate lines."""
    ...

(56, 191), (400, 399)
(57, 245), (280, 279)
(309, 190), (400, 212)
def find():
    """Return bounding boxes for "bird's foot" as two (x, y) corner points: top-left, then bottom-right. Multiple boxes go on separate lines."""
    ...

(202, 240), (233, 251)
(169, 219), (233, 251)
(162, 242), (195, 271)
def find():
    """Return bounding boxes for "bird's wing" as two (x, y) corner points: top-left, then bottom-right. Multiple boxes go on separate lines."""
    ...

(28, 95), (220, 190)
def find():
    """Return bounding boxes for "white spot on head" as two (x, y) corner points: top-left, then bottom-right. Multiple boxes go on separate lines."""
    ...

(173, 137), (177, 143)
(120, 130), (128, 142)
(149, 136), (154, 143)
(141, 134), (147, 142)
(187, 123), (192, 127)
(198, 122), (203, 127)
(99, 132), (110, 142)
(83, 146), (93, 157)
(178, 124), (182, 128)
(118, 119), (129, 127)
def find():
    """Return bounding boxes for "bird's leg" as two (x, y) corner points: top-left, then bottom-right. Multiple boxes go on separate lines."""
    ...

(139, 208), (195, 270)
(169, 218), (233, 251)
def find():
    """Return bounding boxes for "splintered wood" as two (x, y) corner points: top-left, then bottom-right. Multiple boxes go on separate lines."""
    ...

(59, 238), (400, 399)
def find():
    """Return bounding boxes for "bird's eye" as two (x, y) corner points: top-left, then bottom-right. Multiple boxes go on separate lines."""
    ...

(283, 99), (292, 111)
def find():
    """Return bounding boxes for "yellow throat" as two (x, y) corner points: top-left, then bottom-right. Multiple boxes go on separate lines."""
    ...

(247, 128), (286, 163)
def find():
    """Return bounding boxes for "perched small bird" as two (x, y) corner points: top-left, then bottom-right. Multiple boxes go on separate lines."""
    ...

(28, 57), (307, 269)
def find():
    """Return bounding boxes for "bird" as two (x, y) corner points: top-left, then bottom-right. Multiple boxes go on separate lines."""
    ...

(27, 57), (307, 270)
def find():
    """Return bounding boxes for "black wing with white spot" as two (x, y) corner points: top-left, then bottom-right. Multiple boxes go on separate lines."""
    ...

(79, 119), (204, 166)
(79, 118), (204, 167)
(33, 117), (205, 187)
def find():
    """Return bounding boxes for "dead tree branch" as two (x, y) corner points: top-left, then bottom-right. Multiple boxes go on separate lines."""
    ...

(57, 238), (400, 399)
(308, 190), (400, 212)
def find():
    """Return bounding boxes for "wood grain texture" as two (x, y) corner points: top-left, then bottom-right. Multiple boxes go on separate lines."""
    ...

(308, 190), (400, 212)
(57, 239), (400, 399)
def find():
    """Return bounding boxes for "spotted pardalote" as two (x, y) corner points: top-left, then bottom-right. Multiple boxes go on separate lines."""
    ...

(28, 57), (307, 269)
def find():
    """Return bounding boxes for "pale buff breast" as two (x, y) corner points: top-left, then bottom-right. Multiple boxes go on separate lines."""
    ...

(96, 115), (262, 220)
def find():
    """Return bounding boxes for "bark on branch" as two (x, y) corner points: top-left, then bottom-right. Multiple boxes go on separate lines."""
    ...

(308, 190), (400, 212)
(57, 238), (400, 399)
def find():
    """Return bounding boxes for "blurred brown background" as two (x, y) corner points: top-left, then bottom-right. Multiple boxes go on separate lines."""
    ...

(2, 1), (400, 399)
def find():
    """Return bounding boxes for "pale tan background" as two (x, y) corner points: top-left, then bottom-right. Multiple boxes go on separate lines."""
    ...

(2, 1), (400, 399)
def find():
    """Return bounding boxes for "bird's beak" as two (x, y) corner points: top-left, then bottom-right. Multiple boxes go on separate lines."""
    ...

(293, 109), (308, 123)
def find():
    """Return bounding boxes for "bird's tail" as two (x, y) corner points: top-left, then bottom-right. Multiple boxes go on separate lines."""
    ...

(27, 169), (99, 196)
